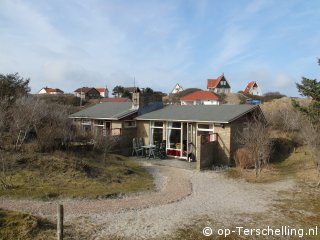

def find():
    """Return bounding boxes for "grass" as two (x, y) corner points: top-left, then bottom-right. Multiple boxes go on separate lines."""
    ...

(0, 208), (55, 240)
(0, 151), (154, 199)
(226, 145), (319, 184)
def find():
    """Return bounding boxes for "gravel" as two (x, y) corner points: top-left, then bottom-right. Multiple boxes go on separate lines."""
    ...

(0, 163), (295, 239)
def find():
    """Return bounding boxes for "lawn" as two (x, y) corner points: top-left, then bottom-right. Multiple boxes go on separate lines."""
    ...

(0, 151), (154, 199)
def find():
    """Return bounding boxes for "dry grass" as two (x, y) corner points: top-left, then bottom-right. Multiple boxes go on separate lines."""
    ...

(0, 151), (154, 199)
(0, 208), (55, 240)
(226, 145), (319, 184)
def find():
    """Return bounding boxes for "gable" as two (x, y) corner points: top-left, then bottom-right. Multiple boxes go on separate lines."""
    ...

(207, 74), (231, 89)
(216, 76), (231, 89)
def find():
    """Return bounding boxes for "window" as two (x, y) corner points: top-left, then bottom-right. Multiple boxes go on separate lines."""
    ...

(124, 120), (136, 128)
(151, 121), (164, 144)
(197, 124), (213, 131)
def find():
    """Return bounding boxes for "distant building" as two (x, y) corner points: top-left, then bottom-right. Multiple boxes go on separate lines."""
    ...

(96, 88), (109, 98)
(244, 81), (262, 96)
(38, 87), (64, 94)
(74, 87), (100, 100)
(171, 83), (184, 95)
(180, 90), (220, 105)
(207, 73), (231, 94)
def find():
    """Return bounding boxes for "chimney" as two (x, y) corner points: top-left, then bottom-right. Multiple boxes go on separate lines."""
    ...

(131, 92), (140, 109)
(131, 92), (163, 113)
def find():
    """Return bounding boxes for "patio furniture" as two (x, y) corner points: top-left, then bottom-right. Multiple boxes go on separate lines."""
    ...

(132, 138), (143, 156)
(142, 144), (156, 159)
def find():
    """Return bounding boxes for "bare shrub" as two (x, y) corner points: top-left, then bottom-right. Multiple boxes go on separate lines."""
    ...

(35, 103), (75, 152)
(235, 115), (272, 176)
(92, 132), (119, 157)
(262, 97), (302, 134)
(299, 121), (320, 184)
(10, 97), (44, 150)
(234, 148), (254, 169)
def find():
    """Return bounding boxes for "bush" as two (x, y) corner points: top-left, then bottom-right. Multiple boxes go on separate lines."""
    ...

(234, 148), (254, 169)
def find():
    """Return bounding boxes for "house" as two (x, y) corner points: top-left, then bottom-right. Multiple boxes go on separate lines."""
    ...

(70, 91), (264, 170)
(244, 81), (262, 96)
(207, 73), (231, 94)
(69, 92), (163, 154)
(38, 87), (64, 94)
(170, 83), (184, 95)
(100, 97), (131, 103)
(69, 101), (138, 137)
(180, 90), (220, 105)
(74, 87), (100, 100)
(136, 104), (263, 169)
(96, 87), (109, 98)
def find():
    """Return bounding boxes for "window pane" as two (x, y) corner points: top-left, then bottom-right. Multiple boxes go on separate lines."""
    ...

(153, 128), (163, 143)
(171, 122), (181, 128)
(153, 121), (163, 127)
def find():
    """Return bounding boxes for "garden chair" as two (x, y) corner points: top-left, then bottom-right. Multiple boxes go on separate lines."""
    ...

(132, 138), (143, 156)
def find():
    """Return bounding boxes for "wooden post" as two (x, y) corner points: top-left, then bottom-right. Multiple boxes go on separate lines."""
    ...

(57, 204), (64, 240)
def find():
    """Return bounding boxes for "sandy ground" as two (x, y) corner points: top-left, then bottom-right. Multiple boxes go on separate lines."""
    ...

(0, 162), (295, 239)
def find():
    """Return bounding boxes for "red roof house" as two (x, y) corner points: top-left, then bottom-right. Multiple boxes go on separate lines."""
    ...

(96, 88), (109, 97)
(244, 81), (262, 96)
(180, 90), (220, 105)
(38, 87), (64, 94)
(74, 87), (100, 99)
(207, 73), (231, 94)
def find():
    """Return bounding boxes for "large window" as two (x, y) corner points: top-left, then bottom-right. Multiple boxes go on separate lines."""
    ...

(150, 121), (163, 144)
(167, 122), (182, 150)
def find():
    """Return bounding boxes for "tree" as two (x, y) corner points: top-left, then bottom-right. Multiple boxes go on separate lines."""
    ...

(0, 73), (30, 101)
(235, 114), (272, 176)
(121, 90), (132, 99)
(294, 78), (320, 126)
(293, 59), (320, 185)
(112, 85), (124, 97)
(144, 87), (154, 94)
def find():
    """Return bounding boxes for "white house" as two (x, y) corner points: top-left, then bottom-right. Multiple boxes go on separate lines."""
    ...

(244, 81), (262, 96)
(180, 90), (220, 105)
(38, 87), (64, 94)
(171, 83), (184, 94)
(96, 88), (109, 98)
(207, 73), (231, 94)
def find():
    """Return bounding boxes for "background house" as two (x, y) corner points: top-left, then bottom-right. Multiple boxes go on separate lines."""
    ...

(180, 90), (220, 105)
(170, 83), (184, 95)
(74, 87), (100, 100)
(96, 87), (109, 98)
(244, 81), (262, 96)
(207, 73), (231, 94)
(38, 87), (64, 94)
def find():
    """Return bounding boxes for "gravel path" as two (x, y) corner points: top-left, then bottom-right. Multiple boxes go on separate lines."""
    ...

(0, 162), (295, 239)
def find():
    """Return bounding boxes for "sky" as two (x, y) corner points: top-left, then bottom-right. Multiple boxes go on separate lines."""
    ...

(0, 0), (320, 96)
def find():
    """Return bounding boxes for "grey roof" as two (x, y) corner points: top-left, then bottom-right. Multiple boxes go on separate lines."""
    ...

(136, 104), (260, 123)
(69, 102), (137, 120)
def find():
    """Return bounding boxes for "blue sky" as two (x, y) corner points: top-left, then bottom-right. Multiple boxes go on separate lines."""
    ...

(1, 0), (319, 96)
